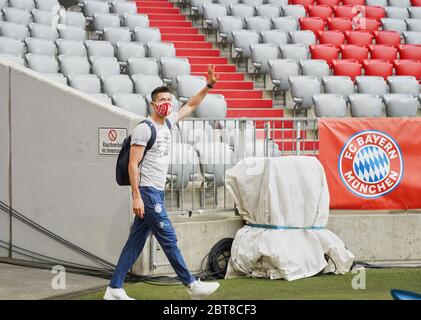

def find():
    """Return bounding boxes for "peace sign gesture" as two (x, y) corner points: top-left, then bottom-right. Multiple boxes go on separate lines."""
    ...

(207, 64), (219, 86)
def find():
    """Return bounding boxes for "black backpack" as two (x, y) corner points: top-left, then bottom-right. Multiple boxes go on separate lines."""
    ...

(116, 119), (171, 186)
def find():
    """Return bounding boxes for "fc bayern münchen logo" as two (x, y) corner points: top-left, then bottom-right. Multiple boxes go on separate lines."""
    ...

(338, 130), (404, 198)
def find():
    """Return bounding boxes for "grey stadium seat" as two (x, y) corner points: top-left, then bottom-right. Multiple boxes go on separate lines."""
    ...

(242, 0), (264, 5)
(56, 39), (87, 57)
(58, 10), (86, 28)
(349, 94), (383, 117)
(190, 0), (213, 18)
(268, 0), (289, 7)
(313, 94), (347, 117)
(146, 41), (176, 59)
(161, 57), (191, 89)
(29, 23), (59, 41)
(245, 16), (271, 35)
(356, 76), (388, 96)
(176, 75), (207, 103)
(57, 24), (86, 41)
(122, 13), (149, 32)
(232, 30), (259, 71)
(383, 94), (420, 117)
(403, 31), (421, 44)
(216, 0), (239, 11)
(203, 3), (227, 30)
(194, 94), (227, 118)
(89, 93), (112, 104)
(388, 0), (411, 8)
(112, 93), (149, 117)
(268, 59), (299, 101)
(387, 76), (420, 96)
(384, 7), (409, 19)
(380, 18), (407, 35)
(116, 41), (146, 65)
(103, 27), (131, 45)
(9, 0), (35, 11)
(408, 7), (421, 19)
(25, 37), (56, 56)
(299, 59), (330, 80)
(272, 16), (299, 33)
(58, 55), (90, 76)
(91, 56), (121, 79)
(83, 1), (110, 20)
(3, 7), (33, 25)
(133, 27), (161, 44)
(178, 120), (214, 145)
(255, 4), (281, 19)
(322, 76), (355, 98)
(365, 0), (387, 5)
(282, 5), (306, 19)
(405, 19), (421, 32)
(42, 73), (67, 84)
(0, 22), (30, 40)
(229, 4), (254, 26)
(25, 53), (58, 73)
(35, 0), (60, 11)
(93, 13), (120, 33)
(111, 1), (137, 18)
(102, 74), (133, 96)
(32, 9), (59, 26)
(167, 143), (200, 190)
(127, 57), (159, 76)
(85, 40), (115, 58)
(290, 30), (317, 47)
(289, 75), (321, 116)
(0, 36), (25, 56)
(68, 74), (101, 93)
(131, 74), (164, 97)
(250, 43), (279, 87)
(261, 30), (288, 46)
(0, 53), (26, 65)
(280, 44), (309, 61)
(217, 16), (243, 48)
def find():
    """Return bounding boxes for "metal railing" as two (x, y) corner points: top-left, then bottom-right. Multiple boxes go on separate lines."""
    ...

(164, 117), (319, 215)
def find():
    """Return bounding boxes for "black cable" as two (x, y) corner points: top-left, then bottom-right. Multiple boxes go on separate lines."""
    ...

(198, 238), (233, 280)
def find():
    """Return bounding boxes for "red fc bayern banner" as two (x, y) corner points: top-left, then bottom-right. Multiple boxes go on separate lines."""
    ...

(319, 118), (421, 210)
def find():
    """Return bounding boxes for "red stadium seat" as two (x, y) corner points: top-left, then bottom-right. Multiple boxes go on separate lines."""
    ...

(398, 44), (421, 60)
(411, 0), (421, 6)
(394, 60), (421, 80)
(369, 45), (398, 62)
(317, 0), (340, 5)
(345, 30), (373, 46)
(290, 0), (315, 10)
(340, 44), (369, 63)
(354, 18), (380, 34)
(332, 59), (362, 80)
(333, 5), (359, 19)
(373, 31), (401, 47)
(308, 5), (334, 20)
(342, 0), (365, 5)
(327, 17), (353, 32)
(364, 6), (386, 21)
(363, 59), (394, 79)
(299, 17), (326, 38)
(310, 44), (340, 66)
(318, 30), (346, 47)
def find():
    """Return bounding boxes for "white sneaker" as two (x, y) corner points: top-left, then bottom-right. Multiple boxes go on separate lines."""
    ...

(103, 286), (135, 300)
(187, 279), (220, 300)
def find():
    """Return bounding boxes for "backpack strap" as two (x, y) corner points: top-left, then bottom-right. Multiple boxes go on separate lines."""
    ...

(137, 120), (156, 161)
(165, 118), (172, 130)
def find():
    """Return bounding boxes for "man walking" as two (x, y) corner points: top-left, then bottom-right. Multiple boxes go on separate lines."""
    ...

(104, 65), (220, 300)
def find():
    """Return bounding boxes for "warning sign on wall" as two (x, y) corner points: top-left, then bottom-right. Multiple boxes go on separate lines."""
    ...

(98, 128), (127, 155)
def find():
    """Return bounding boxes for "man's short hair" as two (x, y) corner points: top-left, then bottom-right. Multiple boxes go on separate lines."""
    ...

(151, 86), (171, 102)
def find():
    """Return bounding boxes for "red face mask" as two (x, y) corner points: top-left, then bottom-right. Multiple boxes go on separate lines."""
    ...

(153, 101), (173, 117)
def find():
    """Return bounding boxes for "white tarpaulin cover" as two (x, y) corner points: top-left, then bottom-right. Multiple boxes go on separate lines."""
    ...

(225, 156), (355, 281)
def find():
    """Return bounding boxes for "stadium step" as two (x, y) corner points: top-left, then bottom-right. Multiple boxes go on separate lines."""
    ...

(214, 81), (254, 90)
(183, 56), (228, 64)
(211, 90), (263, 99)
(159, 27), (198, 34)
(172, 41), (213, 49)
(192, 72), (244, 81)
(256, 129), (307, 140)
(225, 99), (273, 108)
(150, 20), (192, 28)
(136, 0), (174, 7)
(227, 108), (283, 118)
(147, 14), (187, 20)
(137, 7), (180, 14)
(162, 34), (205, 42)
(176, 48), (220, 57)
(190, 64), (236, 72)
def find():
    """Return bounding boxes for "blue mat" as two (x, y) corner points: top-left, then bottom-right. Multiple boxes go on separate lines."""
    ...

(391, 289), (421, 300)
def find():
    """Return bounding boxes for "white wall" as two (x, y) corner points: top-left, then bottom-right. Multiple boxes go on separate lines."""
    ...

(1, 58), (143, 267)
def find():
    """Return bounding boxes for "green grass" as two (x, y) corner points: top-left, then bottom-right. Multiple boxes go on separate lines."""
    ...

(75, 268), (421, 300)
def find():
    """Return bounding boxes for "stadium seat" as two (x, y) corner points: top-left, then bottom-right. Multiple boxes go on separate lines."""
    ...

(299, 59), (330, 80)
(317, 0), (340, 5)
(388, 0), (411, 7)
(232, 30), (259, 70)
(282, 4), (307, 19)
(255, 4), (281, 19)
(3, 7), (32, 25)
(356, 75), (388, 95)
(393, 59), (421, 79)
(102, 74), (133, 96)
(342, 0), (365, 5)
(25, 53), (58, 73)
(58, 55), (90, 76)
(345, 30), (374, 47)
(403, 31), (421, 44)
(35, 0), (60, 11)
(217, 16), (243, 47)
(58, 11), (86, 28)
(167, 143), (200, 190)
(116, 42), (146, 65)
(146, 41), (176, 60)
(408, 7), (421, 19)
(176, 75), (207, 103)
(412, 0), (421, 5)
(289, 75), (321, 116)
(89, 93), (112, 104)
(380, 18), (407, 35)
(322, 75), (355, 97)
(91, 56), (120, 79)
(365, 6), (386, 21)
(267, 0), (289, 7)
(216, 0), (239, 10)
(83, 1), (110, 20)
(111, 1), (137, 18)
(272, 16), (299, 33)
(354, 18), (380, 34)
(68, 74), (101, 93)
(0, 53), (26, 65)
(369, 44), (398, 61)
(373, 30), (401, 47)
(112, 93), (149, 117)
(332, 59), (362, 80)
(161, 57), (191, 89)
(327, 17), (353, 32)
(127, 57), (159, 76)
(318, 30), (345, 47)
(32, 9), (59, 26)
(85, 40), (115, 58)
(245, 16), (271, 35)
(268, 58), (300, 101)
(366, 0), (387, 6)
(229, 4), (254, 26)
(280, 44), (310, 61)
(349, 94), (383, 117)
(133, 27), (161, 44)
(29, 23), (58, 41)
(387, 76), (420, 96)
(25, 37), (56, 56)
(203, 3), (227, 30)
(313, 94), (347, 117)
(190, 0), (212, 18)
(299, 17), (326, 38)
(0, 21), (30, 40)
(261, 30), (288, 46)
(398, 44), (421, 60)
(384, 6), (410, 19)
(250, 43), (279, 87)
(383, 94), (420, 117)
(310, 44), (339, 66)
(363, 59), (394, 79)
(122, 13), (149, 32)
(57, 24), (86, 41)
(332, 5), (358, 20)
(308, 5), (333, 21)
(195, 94), (227, 118)
(93, 13), (120, 34)
(9, 0), (35, 11)
(131, 74), (164, 97)
(241, 0), (264, 7)
(406, 19), (421, 32)
(42, 73), (67, 84)
(0, 36), (25, 56)
(103, 27), (132, 45)
(290, 30), (317, 47)
(340, 44), (369, 64)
